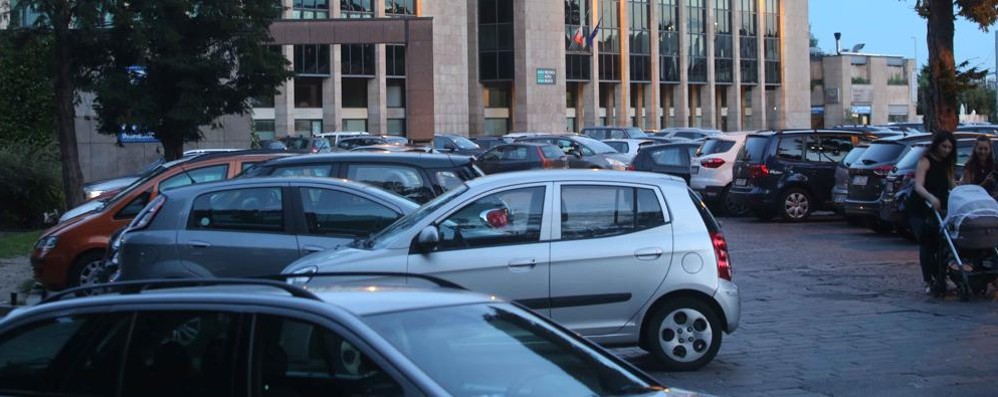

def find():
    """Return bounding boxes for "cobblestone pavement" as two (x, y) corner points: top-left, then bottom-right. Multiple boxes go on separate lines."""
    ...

(617, 216), (998, 397)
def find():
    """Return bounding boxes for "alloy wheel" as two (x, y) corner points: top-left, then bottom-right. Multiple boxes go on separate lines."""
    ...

(784, 192), (809, 220)
(656, 308), (714, 363)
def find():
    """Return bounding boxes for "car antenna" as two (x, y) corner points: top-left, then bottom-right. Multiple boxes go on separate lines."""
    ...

(180, 167), (198, 185)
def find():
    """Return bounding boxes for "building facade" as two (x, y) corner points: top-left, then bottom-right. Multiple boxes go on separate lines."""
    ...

(810, 53), (918, 128)
(256, 0), (811, 140)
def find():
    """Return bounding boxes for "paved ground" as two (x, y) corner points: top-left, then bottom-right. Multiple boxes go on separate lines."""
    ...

(618, 216), (998, 397)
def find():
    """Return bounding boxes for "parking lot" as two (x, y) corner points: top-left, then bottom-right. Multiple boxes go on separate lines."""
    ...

(620, 215), (998, 397)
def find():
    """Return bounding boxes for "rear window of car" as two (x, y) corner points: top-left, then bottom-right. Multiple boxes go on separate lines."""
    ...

(604, 141), (628, 153)
(841, 147), (868, 167)
(739, 136), (770, 163)
(895, 146), (926, 170)
(697, 139), (735, 156)
(540, 146), (565, 159)
(856, 143), (906, 165)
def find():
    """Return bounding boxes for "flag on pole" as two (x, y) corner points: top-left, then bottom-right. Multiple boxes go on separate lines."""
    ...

(572, 26), (586, 48)
(586, 16), (602, 48)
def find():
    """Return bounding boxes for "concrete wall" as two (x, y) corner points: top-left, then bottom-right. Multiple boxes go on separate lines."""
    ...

(778, 0), (810, 129)
(813, 54), (917, 127)
(423, 1), (471, 135)
(512, 0), (566, 133)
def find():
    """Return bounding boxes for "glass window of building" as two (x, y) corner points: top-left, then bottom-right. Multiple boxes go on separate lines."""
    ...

(628, 0), (651, 83)
(479, 0), (515, 81)
(293, 0), (329, 19)
(341, 0), (373, 18)
(658, 0), (679, 82)
(294, 44), (331, 76)
(385, 0), (414, 16)
(764, 0), (781, 84)
(343, 119), (368, 132)
(485, 118), (510, 136)
(484, 84), (511, 108)
(740, 0), (758, 84)
(342, 78), (369, 108)
(386, 44), (406, 77)
(341, 44), (375, 76)
(687, 0), (707, 83)
(254, 120), (276, 140)
(598, 0), (620, 82)
(387, 118), (406, 135)
(295, 119), (323, 135)
(714, 0), (733, 84)
(387, 79), (406, 108)
(565, 0), (592, 81)
(294, 78), (323, 108)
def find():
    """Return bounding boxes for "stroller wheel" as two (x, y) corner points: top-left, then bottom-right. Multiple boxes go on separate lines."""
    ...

(957, 283), (971, 302)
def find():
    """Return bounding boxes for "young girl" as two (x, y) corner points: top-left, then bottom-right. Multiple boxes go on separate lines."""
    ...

(909, 131), (957, 296)
(960, 136), (995, 190)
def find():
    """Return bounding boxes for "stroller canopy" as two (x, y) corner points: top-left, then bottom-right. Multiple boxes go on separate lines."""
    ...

(945, 185), (998, 235)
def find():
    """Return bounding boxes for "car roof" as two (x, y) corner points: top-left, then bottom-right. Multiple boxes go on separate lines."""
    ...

(156, 176), (418, 207)
(255, 152), (473, 167)
(463, 169), (685, 189)
(164, 150), (294, 168)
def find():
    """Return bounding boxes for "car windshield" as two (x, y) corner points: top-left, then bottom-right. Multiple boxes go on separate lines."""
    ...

(575, 136), (618, 154)
(100, 164), (170, 208)
(626, 128), (648, 138)
(368, 185), (469, 248)
(365, 303), (664, 397)
(841, 147), (868, 167)
(895, 146), (926, 170)
(856, 143), (906, 165)
(739, 136), (770, 163)
(697, 139), (735, 156)
(452, 136), (480, 150)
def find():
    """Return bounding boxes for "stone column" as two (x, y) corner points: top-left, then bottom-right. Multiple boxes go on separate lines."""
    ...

(634, 85), (645, 127)
(467, 0), (485, 135)
(275, 0), (296, 137)
(703, 0), (717, 129)
(583, 0), (601, 128)
(778, 0), (810, 129)
(661, 85), (673, 127)
(648, 0), (661, 130)
(423, 0), (470, 134)
(367, 1), (388, 134)
(616, 0), (630, 127)
(727, 0), (742, 131)
(676, 0), (690, 127)
(751, 0), (767, 130)
(512, 0), (567, 132)
(323, 1), (343, 132)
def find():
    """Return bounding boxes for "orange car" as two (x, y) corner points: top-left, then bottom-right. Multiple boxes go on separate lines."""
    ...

(32, 151), (292, 290)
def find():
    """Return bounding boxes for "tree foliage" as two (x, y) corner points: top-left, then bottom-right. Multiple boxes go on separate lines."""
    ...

(92, 0), (293, 160)
(0, 32), (54, 150)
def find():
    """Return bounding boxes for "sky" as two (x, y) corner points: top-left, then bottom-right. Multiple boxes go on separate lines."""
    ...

(810, 0), (996, 74)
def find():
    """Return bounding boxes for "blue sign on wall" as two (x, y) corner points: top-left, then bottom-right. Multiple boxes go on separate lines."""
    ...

(117, 125), (159, 144)
(536, 68), (556, 85)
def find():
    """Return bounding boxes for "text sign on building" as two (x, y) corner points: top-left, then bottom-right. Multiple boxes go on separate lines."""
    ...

(852, 86), (874, 104)
(536, 68), (556, 85)
(824, 88), (840, 104)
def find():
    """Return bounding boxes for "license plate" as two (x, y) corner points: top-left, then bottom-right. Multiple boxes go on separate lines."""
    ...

(834, 194), (845, 203)
(853, 176), (868, 186)
(734, 178), (747, 187)
(691, 166), (700, 175)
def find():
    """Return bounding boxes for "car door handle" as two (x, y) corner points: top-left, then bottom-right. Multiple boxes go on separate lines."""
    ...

(302, 245), (325, 254)
(634, 248), (664, 261)
(190, 241), (211, 249)
(508, 258), (537, 271)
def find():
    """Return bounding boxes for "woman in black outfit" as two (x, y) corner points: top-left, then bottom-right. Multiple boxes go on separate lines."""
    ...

(909, 131), (956, 296)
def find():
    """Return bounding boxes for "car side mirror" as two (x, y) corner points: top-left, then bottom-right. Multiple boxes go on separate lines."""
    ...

(415, 226), (440, 253)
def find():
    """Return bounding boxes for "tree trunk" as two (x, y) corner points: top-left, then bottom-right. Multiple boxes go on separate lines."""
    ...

(53, 27), (85, 209)
(160, 133), (185, 161)
(926, 0), (958, 133)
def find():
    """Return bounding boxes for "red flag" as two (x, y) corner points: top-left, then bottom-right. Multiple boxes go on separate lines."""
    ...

(572, 26), (585, 48)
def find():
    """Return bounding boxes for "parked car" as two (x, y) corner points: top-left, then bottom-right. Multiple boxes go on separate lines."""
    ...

(116, 177), (418, 281)
(516, 135), (631, 170)
(628, 142), (703, 183)
(239, 152), (484, 204)
(335, 136), (388, 150)
(653, 128), (721, 141)
(0, 276), (700, 396)
(956, 124), (998, 135)
(351, 144), (435, 153)
(314, 131), (370, 147)
(603, 139), (656, 159)
(474, 143), (568, 174)
(879, 138), (993, 238)
(433, 134), (486, 156)
(843, 135), (931, 232)
(258, 139), (289, 150)
(32, 151), (292, 290)
(689, 132), (754, 215)
(580, 126), (649, 140)
(831, 125), (902, 138)
(280, 136), (333, 153)
(283, 170), (740, 370)
(832, 145), (869, 219)
(886, 122), (926, 133)
(375, 135), (409, 145)
(469, 136), (513, 150)
(729, 130), (877, 222)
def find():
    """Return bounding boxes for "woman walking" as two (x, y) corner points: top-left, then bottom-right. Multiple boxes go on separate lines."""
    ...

(909, 131), (957, 296)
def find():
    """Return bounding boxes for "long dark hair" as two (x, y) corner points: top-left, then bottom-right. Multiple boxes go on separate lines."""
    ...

(965, 135), (994, 173)
(923, 131), (957, 181)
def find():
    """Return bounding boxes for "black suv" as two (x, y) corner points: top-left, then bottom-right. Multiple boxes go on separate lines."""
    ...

(844, 135), (932, 231)
(729, 130), (877, 222)
(240, 153), (484, 203)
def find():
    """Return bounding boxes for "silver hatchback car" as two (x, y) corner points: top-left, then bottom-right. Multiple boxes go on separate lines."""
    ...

(284, 170), (740, 370)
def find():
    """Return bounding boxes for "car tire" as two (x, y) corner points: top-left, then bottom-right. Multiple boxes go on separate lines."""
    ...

(866, 217), (894, 234)
(721, 187), (750, 217)
(644, 297), (723, 371)
(68, 250), (107, 295)
(780, 188), (811, 222)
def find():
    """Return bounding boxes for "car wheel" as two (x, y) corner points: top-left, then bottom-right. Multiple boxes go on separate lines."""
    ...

(780, 188), (811, 222)
(68, 251), (106, 295)
(866, 217), (894, 234)
(644, 297), (723, 371)
(722, 188), (750, 217)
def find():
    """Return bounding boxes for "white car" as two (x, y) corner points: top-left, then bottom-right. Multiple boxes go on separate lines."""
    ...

(602, 138), (656, 160)
(656, 128), (722, 141)
(284, 170), (740, 371)
(690, 132), (754, 215)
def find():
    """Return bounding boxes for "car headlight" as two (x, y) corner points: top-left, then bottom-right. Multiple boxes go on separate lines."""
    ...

(85, 190), (105, 200)
(287, 266), (318, 287)
(35, 236), (58, 257)
(606, 158), (626, 171)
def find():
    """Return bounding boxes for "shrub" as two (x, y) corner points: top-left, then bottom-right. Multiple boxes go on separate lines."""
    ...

(0, 146), (64, 229)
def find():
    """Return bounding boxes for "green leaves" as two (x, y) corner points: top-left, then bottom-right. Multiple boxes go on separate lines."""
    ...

(0, 32), (55, 151)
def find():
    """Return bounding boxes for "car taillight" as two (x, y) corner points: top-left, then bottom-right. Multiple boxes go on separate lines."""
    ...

(711, 231), (732, 281)
(747, 164), (769, 179)
(128, 195), (166, 231)
(873, 165), (895, 177)
(626, 164), (636, 171)
(701, 158), (726, 169)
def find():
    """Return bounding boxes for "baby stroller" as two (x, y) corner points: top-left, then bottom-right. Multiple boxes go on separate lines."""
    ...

(931, 185), (998, 301)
